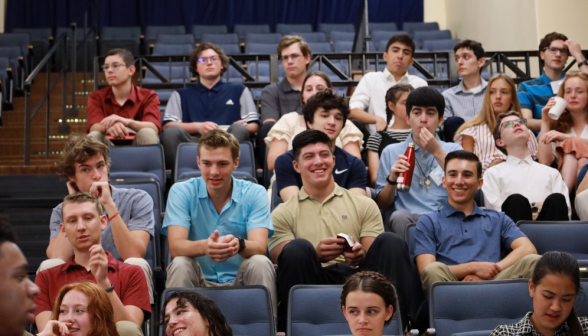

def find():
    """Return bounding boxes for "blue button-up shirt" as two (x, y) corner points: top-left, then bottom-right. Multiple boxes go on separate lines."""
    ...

(376, 133), (462, 214)
(415, 202), (525, 266)
(162, 177), (274, 283)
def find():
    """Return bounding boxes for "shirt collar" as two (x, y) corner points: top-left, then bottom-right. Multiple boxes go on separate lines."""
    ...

(455, 78), (488, 94)
(518, 312), (570, 336)
(64, 251), (117, 271)
(197, 176), (241, 203)
(298, 183), (343, 202)
(196, 79), (224, 93)
(441, 201), (486, 218)
(280, 78), (299, 92)
(104, 84), (139, 106)
(383, 67), (409, 83)
(506, 155), (534, 166)
(540, 72), (566, 84)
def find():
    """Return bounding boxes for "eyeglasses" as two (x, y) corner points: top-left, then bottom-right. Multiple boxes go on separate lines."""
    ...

(101, 63), (127, 71)
(545, 47), (569, 56)
(281, 53), (301, 62)
(500, 118), (527, 130)
(197, 56), (220, 64)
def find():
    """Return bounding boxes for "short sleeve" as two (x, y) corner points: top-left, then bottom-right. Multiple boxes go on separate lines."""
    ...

(453, 125), (477, 145)
(414, 214), (438, 258)
(339, 120), (364, 151)
(358, 199), (384, 238)
(163, 91), (183, 125)
(260, 84), (280, 122)
(274, 153), (300, 193)
(245, 185), (274, 237)
(264, 112), (298, 147)
(267, 204), (296, 251)
(517, 82), (533, 111)
(33, 271), (52, 316)
(161, 183), (192, 235)
(500, 213), (525, 249)
(239, 87), (259, 124)
(127, 190), (155, 236)
(49, 204), (64, 240)
(120, 264), (152, 318)
(140, 90), (162, 132)
(366, 132), (383, 152)
(347, 156), (368, 190)
(87, 91), (106, 131)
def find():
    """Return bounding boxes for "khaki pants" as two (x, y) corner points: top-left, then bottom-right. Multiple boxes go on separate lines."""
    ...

(420, 254), (541, 298)
(116, 321), (144, 336)
(38, 258), (154, 304)
(89, 128), (160, 146)
(166, 255), (277, 319)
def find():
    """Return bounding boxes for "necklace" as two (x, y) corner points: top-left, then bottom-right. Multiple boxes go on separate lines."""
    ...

(414, 154), (432, 190)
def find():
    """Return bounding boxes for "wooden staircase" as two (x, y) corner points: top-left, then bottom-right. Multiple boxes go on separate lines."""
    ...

(0, 73), (92, 174)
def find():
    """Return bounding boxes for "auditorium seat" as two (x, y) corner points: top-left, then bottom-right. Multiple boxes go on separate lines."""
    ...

(245, 33), (283, 44)
(270, 180), (283, 211)
(317, 23), (355, 39)
(245, 43), (277, 54)
(307, 42), (332, 53)
(415, 30), (452, 50)
(108, 144), (166, 191)
(156, 34), (195, 46)
(99, 26), (141, 56)
(0, 57), (13, 106)
(55, 27), (96, 72)
(517, 221), (588, 265)
(403, 22), (440, 35)
(234, 24), (271, 42)
(144, 25), (186, 50)
(0, 46), (24, 91)
(372, 30), (407, 46)
(12, 28), (52, 68)
(201, 33), (239, 45)
(217, 43), (241, 55)
(276, 23), (313, 35)
(0, 33), (30, 58)
(294, 32), (328, 43)
(424, 39), (461, 52)
(369, 22), (398, 35)
(333, 41), (353, 53)
(330, 31), (355, 44)
(192, 25), (228, 43)
(152, 43), (193, 56)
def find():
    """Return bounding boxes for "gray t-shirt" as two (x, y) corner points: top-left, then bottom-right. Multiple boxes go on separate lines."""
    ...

(50, 186), (155, 261)
(260, 78), (302, 122)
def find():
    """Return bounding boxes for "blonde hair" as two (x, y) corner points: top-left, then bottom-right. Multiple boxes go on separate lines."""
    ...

(61, 192), (103, 219)
(455, 74), (521, 137)
(278, 35), (312, 58)
(197, 129), (240, 160)
(551, 72), (588, 134)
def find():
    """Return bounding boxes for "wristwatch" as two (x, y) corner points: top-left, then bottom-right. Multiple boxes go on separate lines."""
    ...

(578, 59), (588, 68)
(386, 175), (397, 185)
(238, 237), (246, 253)
(531, 202), (539, 214)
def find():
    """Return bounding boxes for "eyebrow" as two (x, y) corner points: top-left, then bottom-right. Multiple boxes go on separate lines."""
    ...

(542, 289), (575, 297)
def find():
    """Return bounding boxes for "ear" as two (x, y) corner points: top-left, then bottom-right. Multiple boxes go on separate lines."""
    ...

(304, 54), (311, 65)
(293, 160), (301, 174)
(477, 177), (484, 190)
(306, 119), (314, 130)
(496, 138), (505, 149)
(437, 115), (444, 128)
(342, 306), (349, 321)
(100, 214), (108, 231)
(478, 57), (486, 70)
(442, 175), (446, 189)
(196, 156), (201, 170)
(384, 305), (394, 322)
(528, 279), (536, 298)
(60, 223), (67, 238)
(388, 101), (395, 112)
(408, 57), (414, 67)
(233, 157), (239, 169)
(128, 64), (136, 76)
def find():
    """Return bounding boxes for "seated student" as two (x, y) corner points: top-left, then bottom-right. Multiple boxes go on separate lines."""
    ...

(269, 130), (415, 331)
(455, 74), (538, 173)
(366, 84), (413, 187)
(265, 71), (364, 171)
(442, 40), (487, 142)
(341, 271), (397, 336)
(43, 134), (154, 302)
(539, 72), (588, 194)
(37, 282), (119, 336)
(575, 168), (588, 220)
(274, 91), (367, 202)
(483, 111), (570, 223)
(163, 291), (232, 336)
(519, 32), (588, 133)
(0, 218), (40, 336)
(415, 150), (540, 297)
(35, 193), (151, 335)
(350, 33), (428, 135)
(161, 43), (259, 169)
(490, 251), (588, 336)
(88, 48), (161, 146)
(376, 87), (462, 240)
(162, 129), (276, 316)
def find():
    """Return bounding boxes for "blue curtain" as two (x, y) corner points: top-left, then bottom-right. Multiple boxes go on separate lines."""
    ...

(6, 0), (423, 32)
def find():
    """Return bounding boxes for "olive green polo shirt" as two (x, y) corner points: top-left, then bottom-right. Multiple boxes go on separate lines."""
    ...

(269, 183), (384, 265)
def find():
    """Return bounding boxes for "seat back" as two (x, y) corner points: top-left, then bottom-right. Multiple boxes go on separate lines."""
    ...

(192, 25), (228, 42)
(294, 32), (327, 43)
(369, 22), (398, 35)
(0, 33), (30, 55)
(330, 31), (355, 43)
(334, 41), (353, 53)
(403, 22), (440, 34)
(517, 221), (588, 260)
(245, 33), (283, 44)
(234, 24), (271, 40)
(276, 23), (313, 35)
(145, 25), (186, 44)
(307, 42), (332, 53)
(217, 43), (241, 55)
(201, 33), (239, 45)
(156, 34), (195, 45)
(152, 43), (193, 56)
(13, 28), (52, 44)
(108, 144), (166, 191)
(424, 39), (461, 52)
(430, 280), (532, 336)
(372, 30), (402, 43)
(245, 43), (277, 55)
(143, 64), (191, 83)
(318, 23), (355, 38)
(414, 30), (452, 50)
(288, 285), (402, 336)
(100, 26), (141, 42)
(162, 286), (274, 336)
(270, 180), (283, 211)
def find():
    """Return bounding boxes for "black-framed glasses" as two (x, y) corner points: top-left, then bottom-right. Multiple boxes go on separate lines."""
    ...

(500, 118), (527, 130)
(101, 63), (127, 71)
(197, 56), (220, 64)
(544, 47), (569, 56)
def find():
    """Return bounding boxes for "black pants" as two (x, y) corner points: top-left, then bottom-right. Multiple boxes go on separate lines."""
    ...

(443, 116), (465, 142)
(276, 233), (415, 331)
(502, 193), (568, 224)
(255, 121), (275, 170)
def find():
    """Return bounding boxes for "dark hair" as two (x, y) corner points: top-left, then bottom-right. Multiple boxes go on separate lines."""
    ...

(57, 134), (111, 179)
(301, 71), (333, 103)
(385, 33), (415, 56)
(492, 111), (526, 154)
(385, 84), (414, 125)
(189, 43), (230, 76)
(0, 216), (16, 258)
(105, 48), (135, 68)
(532, 251), (582, 336)
(292, 130), (332, 161)
(162, 292), (233, 336)
(302, 89), (350, 127)
(341, 271), (397, 326)
(405, 87), (445, 119)
(453, 39), (485, 60)
(444, 150), (482, 178)
(539, 32), (569, 67)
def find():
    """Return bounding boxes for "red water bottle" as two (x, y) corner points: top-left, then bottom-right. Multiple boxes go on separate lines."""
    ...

(396, 143), (415, 192)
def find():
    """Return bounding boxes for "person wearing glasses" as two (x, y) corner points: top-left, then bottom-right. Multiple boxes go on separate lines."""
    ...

(161, 43), (259, 170)
(482, 111), (570, 223)
(518, 32), (588, 133)
(88, 48), (161, 145)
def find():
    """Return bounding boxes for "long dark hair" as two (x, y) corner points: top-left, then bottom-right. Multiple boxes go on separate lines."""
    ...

(162, 292), (233, 336)
(385, 84), (413, 125)
(341, 271), (397, 325)
(532, 251), (582, 336)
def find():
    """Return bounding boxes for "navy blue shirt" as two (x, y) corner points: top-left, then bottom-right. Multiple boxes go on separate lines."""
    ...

(415, 203), (525, 266)
(275, 147), (367, 193)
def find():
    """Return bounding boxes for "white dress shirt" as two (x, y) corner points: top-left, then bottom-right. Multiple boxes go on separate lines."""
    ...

(349, 67), (428, 134)
(482, 155), (570, 218)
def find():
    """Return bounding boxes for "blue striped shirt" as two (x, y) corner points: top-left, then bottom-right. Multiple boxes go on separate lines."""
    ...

(442, 79), (488, 121)
(518, 72), (566, 119)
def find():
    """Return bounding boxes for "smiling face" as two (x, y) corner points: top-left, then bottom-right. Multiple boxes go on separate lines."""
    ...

(342, 290), (393, 336)
(562, 76), (588, 113)
(529, 275), (577, 336)
(293, 142), (335, 187)
(57, 290), (92, 336)
(70, 154), (109, 193)
(489, 78), (513, 115)
(103, 54), (134, 87)
(281, 43), (310, 80)
(0, 242), (40, 336)
(302, 75), (329, 104)
(197, 146), (238, 192)
(196, 48), (223, 81)
(541, 39), (569, 72)
(442, 158), (482, 207)
(455, 47), (485, 79)
(61, 201), (107, 251)
(165, 298), (210, 336)
(307, 108), (344, 141)
(384, 41), (414, 75)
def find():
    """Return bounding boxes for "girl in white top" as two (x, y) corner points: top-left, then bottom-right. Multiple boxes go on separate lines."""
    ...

(454, 74), (538, 173)
(265, 71), (363, 170)
(539, 72), (588, 193)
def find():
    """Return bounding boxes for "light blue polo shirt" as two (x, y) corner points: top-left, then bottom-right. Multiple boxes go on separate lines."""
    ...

(375, 133), (462, 214)
(162, 177), (273, 283)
